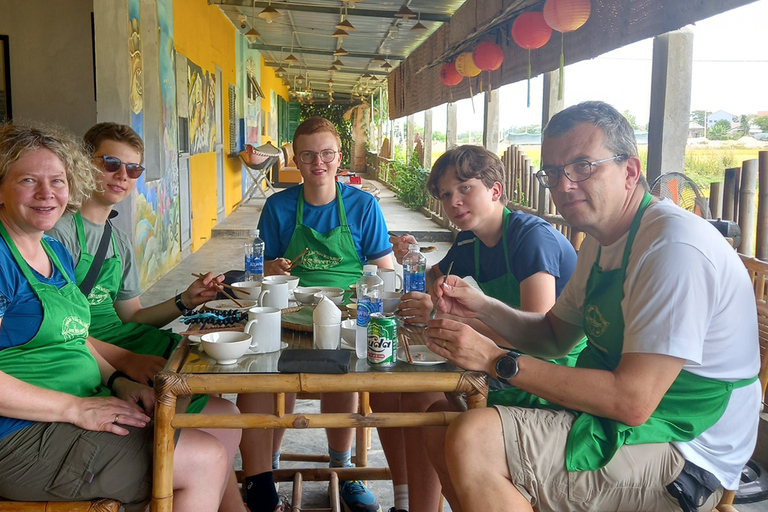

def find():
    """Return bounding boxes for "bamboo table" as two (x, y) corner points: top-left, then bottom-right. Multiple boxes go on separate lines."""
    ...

(151, 330), (488, 512)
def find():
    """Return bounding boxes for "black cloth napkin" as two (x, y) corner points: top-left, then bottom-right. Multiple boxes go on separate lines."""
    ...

(277, 349), (351, 374)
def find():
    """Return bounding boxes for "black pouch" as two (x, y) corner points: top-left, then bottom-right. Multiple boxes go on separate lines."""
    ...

(666, 460), (721, 512)
(277, 349), (351, 374)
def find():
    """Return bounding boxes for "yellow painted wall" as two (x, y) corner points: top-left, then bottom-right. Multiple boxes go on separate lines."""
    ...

(260, 56), (289, 145)
(174, 0), (240, 251)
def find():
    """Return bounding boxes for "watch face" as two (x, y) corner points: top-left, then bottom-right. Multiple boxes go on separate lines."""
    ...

(496, 353), (519, 380)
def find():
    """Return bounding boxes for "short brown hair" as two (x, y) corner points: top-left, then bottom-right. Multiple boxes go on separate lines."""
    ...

(292, 116), (341, 152)
(427, 145), (507, 202)
(0, 123), (99, 213)
(83, 122), (144, 162)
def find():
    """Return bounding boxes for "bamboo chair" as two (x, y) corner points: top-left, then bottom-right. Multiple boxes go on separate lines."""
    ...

(710, 255), (768, 512)
(0, 499), (120, 511)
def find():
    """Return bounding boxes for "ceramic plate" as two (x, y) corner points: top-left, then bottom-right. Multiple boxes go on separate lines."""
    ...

(398, 346), (447, 365)
(188, 335), (202, 344)
(204, 299), (257, 312)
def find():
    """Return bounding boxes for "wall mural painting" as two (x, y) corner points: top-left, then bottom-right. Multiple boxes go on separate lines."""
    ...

(133, 0), (181, 289)
(128, 0), (143, 139)
(245, 56), (261, 144)
(187, 59), (215, 155)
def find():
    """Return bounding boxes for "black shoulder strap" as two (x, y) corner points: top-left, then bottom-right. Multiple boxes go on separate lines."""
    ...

(79, 210), (118, 297)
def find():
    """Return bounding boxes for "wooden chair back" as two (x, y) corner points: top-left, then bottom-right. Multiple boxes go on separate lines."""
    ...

(713, 254), (768, 512)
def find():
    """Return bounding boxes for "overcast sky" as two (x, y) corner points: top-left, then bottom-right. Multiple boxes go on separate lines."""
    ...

(417, 0), (768, 132)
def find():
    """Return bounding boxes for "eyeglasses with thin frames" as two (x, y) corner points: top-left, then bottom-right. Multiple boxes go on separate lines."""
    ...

(535, 155), (628, 189)
(95, 155), (145, 179)
(298, 150), (338, 164)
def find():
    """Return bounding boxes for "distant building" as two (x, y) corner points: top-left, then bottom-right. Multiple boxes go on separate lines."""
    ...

(707, 110), (735, 127)
(689, 121), (704, 138)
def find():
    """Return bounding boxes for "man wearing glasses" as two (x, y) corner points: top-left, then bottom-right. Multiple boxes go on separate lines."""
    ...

(423, 101), (760, 512)
(240, 116), (391, 512)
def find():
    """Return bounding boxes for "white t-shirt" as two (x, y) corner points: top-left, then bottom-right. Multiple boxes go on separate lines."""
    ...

(552, 199), (761, 489)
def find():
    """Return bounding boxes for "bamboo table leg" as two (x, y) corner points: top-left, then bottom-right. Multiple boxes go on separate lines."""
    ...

(152, 372), (190, 512)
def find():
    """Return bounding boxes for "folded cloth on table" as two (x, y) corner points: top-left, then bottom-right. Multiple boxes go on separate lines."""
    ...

(278, 349), (350, 374)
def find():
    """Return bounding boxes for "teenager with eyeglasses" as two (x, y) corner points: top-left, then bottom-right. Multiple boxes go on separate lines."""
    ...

(238, 116), (392, 512)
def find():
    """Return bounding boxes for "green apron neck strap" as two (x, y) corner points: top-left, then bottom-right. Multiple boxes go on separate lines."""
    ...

(0, 221), (71, 285)
(475, 207), (512, 277)
(74, 212), (89, 255)
(597, 191), (653, 268)
(297, 183), (348, 227)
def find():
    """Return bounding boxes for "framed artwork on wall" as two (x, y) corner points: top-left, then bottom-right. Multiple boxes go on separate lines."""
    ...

(0, 35), (11, 122)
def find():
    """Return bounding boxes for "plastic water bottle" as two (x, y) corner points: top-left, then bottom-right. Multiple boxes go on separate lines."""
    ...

(355, 265), (383, 359)
(244, 229), (265, 282)
(402, 244), (427, 293)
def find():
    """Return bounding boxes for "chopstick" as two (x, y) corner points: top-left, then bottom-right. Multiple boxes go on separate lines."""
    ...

(191, 273), (245, 308)
(181, 326), (245, 336)
(399, 332), (414, 364)
(429, 261), (454, 320)
(191, 273), (251, 295)
(288, 247), (309, 270)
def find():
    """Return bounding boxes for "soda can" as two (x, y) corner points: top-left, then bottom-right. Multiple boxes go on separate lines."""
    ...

(367, 313), (397, 367)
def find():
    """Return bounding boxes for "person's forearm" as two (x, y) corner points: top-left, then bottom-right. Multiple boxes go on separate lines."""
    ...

(0, 369), (81, 424)
(88, 337), (139, 372)
(124, 296), (183, 328)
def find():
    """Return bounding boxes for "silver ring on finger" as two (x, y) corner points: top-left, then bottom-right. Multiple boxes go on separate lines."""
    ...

(114, 414), (120, 424)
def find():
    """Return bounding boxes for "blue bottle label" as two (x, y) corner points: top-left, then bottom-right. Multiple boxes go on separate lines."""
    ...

(403, 272), (426, 293)
(356, 297), (383, 328)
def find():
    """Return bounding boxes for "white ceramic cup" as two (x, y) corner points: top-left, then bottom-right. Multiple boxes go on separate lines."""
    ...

(313, 322), (341, 350)
(243, 306), (282, 354)
(259, 281), (289, 309)
(377, 268), (403, 293)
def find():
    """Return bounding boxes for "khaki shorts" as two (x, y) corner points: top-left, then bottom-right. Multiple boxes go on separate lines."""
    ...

(0, 422), (153, 512)
(494, 406), (723, 512)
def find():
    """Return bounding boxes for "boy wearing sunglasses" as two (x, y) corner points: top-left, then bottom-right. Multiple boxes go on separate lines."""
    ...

(47, 123), (224, 379)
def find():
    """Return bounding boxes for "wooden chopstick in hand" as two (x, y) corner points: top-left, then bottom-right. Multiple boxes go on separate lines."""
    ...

(190, 272), (244, 308)
(288, 248), (309, 270)
(191, 273), (250, 295)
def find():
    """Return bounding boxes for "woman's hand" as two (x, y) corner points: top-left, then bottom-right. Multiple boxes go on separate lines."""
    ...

(433, 275), (489, 319)
(266, 258), (290, 276)
(397, 292), (433, 324)
(113, 378), (156, 417)
(389, 233), (417, 265)
(182, 272), (225, 308)
(425, 317), (506, 373)
(71, 395), (151, 436)
(121, 352), (166, 386)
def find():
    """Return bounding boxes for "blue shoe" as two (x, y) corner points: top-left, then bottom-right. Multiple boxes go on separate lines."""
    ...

(339, 480), (382, 512)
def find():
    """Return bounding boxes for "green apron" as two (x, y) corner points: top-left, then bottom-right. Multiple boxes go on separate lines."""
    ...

(493, 193), (757, 471)
(0, 222), (108, 398)
(284, 184), (363, 288)
(73, 213), (177, 359)
(73, 213), (207, 413)
(476, 208), (585, 372)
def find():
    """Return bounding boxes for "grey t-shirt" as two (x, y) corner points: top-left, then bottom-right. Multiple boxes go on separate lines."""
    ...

(47, 212), (142, 301)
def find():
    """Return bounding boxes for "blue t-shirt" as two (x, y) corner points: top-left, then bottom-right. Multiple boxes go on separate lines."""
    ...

(439, 209), (577, 299)
(258, 183), (392, 263)
(0, 235), (77, 440)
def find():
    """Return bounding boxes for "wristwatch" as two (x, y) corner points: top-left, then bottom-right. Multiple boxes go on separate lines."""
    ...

(494, 351), (521, 382)
(175, 293), (194, 316)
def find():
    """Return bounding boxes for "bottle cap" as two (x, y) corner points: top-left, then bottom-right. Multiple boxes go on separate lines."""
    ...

(408, 243), (420, 252)
(363, 264), (377, 274)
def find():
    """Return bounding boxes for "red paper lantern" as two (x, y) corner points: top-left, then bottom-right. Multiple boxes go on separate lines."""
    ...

(543, 0), (591, 33)
(455, 52), (481, 77)
(511, 12), (552, 50)
(472, 41), (504, 72)
(440, 62), (463, 86)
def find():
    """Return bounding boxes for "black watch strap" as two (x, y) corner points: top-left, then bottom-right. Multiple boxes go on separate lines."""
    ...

(107, 370), (131, 391)
(175, 293), (193, 315)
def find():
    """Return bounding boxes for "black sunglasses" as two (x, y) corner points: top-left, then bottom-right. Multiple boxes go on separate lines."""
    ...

(97, 155), (145, 179)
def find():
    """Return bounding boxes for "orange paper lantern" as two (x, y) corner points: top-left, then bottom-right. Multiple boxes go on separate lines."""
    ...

(472, 41), (504, 72)
(543, 0), (591, 33)
(455, 52), (481, 77)
(511, 12), (552, 50)
(440, 62), (463, 86)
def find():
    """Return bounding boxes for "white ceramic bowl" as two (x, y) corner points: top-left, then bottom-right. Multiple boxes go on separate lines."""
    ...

(341, 319), (356, 344)
(231, 281), (261, 300)
(200, 331), (252, 364)
(314, 287), (345, 305)
(381, 291), (402, 313)
(263, 275), (300, 290)
(294, 287), (322, 305)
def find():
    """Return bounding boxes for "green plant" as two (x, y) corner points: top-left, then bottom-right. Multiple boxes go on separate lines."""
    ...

(299, 104), (353, 168)
(393, 155), (429, 210)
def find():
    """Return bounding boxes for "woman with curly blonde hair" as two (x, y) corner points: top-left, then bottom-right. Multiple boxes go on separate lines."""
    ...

(0, 124), (234, 511)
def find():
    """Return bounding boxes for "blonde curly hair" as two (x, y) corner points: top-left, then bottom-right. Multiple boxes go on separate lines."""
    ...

(0, 123), (100, 213)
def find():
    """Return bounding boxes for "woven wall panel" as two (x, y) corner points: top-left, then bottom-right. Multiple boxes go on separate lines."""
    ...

(389, 0), (757, 119)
